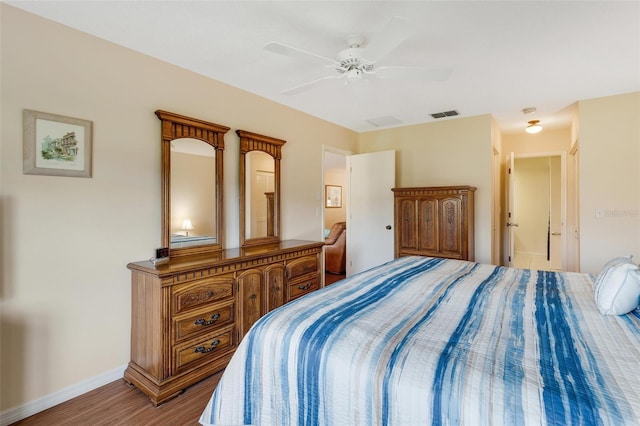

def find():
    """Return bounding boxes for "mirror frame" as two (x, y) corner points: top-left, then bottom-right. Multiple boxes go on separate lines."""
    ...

(156, 110), (229, 258)
(237, 129), (286, 247)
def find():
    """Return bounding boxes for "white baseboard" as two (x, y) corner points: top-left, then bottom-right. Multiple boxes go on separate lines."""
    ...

(0, 364), (127, 426)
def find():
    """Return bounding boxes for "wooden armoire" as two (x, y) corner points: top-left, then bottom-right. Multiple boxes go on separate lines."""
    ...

(392, 186), (476, 261)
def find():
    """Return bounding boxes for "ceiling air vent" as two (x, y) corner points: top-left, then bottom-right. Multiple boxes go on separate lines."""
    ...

(430, 110), (459, 119)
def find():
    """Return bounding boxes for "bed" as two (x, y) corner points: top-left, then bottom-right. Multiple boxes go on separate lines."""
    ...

(200, 256), (640, 425)
(170, 234), (216, 249)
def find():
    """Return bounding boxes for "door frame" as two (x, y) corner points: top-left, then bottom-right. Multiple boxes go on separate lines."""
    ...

(507, 151), (567, 271)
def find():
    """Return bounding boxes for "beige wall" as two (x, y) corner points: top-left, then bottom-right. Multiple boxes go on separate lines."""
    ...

(0, 4), (357, 412)
(578, 92), (640, 274)
(357, 115), (494, 264)
(502, 128), (571, 155)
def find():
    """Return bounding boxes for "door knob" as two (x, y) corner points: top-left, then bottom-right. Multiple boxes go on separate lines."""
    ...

(551, 232), (561, 236)
(506, 223), (519, 227)
(385, 225), (392, 230)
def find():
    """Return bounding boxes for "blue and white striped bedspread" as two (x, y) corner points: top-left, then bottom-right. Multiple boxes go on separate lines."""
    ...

(200, 256), (640, 425)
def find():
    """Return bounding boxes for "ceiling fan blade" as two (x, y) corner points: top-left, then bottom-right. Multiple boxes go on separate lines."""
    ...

(361, 16), (415, 63)
(375, 66), (453, 81)
(264, 42), (338, 67)
(280, 74), (343, 96)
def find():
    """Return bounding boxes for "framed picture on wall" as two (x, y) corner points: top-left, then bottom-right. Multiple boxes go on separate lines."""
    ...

(325, 185), (342, 208)
(23, 109), (93, 178)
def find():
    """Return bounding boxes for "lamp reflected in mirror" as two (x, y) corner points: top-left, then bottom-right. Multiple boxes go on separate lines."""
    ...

(182, 219), (194, 236)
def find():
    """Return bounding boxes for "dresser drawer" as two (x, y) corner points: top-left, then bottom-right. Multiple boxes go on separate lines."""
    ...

(174, 302), (234, 342)
(173, 326), (235, 375)
(172, 276), (235, 314)
(288, 274), (320, 301)
(286, 255), (319, 280)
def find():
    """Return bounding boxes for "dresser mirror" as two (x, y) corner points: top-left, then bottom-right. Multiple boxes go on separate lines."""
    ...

(237, 130), (286, 247)
(157, 110), (229, 257)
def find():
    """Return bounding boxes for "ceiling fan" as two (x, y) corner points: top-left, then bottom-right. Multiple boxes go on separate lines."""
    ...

(264, 16), (452, 96)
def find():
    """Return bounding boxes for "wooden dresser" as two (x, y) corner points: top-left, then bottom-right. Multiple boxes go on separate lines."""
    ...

(124, 239), (323, 405)
(392, 186), (476, 261)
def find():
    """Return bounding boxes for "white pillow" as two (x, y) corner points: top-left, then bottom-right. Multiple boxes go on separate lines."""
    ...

(594, 256), (640, 315)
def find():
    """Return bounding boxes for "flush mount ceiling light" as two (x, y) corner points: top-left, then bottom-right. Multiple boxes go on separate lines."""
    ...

(525, 120), (543, 134)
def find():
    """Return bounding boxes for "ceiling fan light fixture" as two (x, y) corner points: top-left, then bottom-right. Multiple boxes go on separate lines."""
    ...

(346, 68), (363, 81)
(525, 120), (543, 134)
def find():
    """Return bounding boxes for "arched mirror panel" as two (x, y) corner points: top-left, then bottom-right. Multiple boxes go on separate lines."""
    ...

(237, 130), (286, 247)
(245, 150), (275, 240)
(156, 110), (229, 258)
(170, 138), (217, 248)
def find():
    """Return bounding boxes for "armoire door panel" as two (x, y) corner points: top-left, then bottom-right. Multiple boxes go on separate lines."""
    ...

(439, 198), (462, 255)
(398, 198), (417, 250)
(418, 198), (438, 252)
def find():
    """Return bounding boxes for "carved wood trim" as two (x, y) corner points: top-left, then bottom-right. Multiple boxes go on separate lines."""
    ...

(156, 110), (229, 149)
(236, 130), (285, 159)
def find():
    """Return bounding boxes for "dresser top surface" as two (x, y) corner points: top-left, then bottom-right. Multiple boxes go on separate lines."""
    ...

(128, 239), (323, 276)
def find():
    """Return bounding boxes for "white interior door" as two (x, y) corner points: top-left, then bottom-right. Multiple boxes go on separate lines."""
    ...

(252, 171), (274, 238)
(507, 152), (516, 266)
(347, 150), (395, 276)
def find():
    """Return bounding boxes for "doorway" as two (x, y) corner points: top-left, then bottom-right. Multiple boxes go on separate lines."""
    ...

(321, 147), (396, 282)
(323, 148), (349, 285)
(507, 152), (565, 271)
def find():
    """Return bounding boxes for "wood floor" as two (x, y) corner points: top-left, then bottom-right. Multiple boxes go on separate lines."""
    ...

(325, 271), (346, 285)
(10, 372), (222, 426)
(12, 277), (347, 425)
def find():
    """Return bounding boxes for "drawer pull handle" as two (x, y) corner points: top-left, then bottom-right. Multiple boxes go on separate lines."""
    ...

(195, 339), (220, 354)
(298, 282), (312, 290)
(194, 313), (220, 326)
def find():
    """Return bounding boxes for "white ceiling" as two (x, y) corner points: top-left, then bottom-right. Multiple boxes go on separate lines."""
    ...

(8, 1), (640, 134)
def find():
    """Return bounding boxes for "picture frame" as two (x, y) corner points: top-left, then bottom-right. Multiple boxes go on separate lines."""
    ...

(23, 109), (93, 178)
(325, 184), (342, 208)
